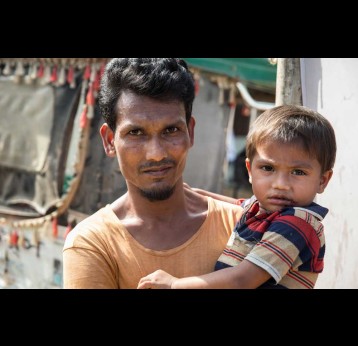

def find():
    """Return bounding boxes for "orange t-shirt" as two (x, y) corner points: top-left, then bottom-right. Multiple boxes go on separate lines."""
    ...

(63, 197), (242, 289)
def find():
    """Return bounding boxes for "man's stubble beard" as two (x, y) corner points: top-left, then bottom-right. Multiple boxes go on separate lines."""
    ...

(139, 185), (175, 202)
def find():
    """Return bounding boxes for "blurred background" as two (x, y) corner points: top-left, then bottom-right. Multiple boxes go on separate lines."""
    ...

(1, 58), (356, 288)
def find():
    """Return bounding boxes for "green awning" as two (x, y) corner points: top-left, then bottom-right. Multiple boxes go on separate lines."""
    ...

(183, 58), (277, 93)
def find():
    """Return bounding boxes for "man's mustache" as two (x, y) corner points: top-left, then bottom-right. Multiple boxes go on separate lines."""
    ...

(139, 159), (176, 170)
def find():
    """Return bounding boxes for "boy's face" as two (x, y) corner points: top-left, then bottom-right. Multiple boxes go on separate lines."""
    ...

(100, 90), (195, 201)
(245, 140), (333, 212)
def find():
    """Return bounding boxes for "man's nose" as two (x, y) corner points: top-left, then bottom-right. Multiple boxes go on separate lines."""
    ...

(145, 136), (167, 161)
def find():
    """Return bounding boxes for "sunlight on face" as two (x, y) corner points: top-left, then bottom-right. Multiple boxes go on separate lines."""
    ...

(112, 91), (194, 202)
(246, 141), (330, 212)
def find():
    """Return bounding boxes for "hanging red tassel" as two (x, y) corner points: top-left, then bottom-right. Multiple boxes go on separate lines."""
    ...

(83, 64), (91, 80)
(37, 62), (44, 78)
(52, 217), (58, 238)
(64, 223), (73, 239)
(99, 62), (106, 80)
(80, 105), (88, 128)
(10, 230), (19, 249)
(86, 84), (94, 106)
(84, 84), (94, 120)
(50, 64), (58, 83)
(93, 69), (101, 92)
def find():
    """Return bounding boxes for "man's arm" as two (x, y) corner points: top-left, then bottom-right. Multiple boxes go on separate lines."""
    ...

(184, 183), (239, 205)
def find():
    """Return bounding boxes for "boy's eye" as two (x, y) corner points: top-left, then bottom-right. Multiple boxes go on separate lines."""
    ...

(261, 165), (273, 172)
(292, 169), (306, 176)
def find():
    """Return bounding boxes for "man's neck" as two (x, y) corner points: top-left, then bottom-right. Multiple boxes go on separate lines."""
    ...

(110, 183), (208, 250)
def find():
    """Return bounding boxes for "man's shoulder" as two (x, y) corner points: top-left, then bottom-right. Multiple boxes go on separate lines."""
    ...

(77, 205), (113, 226)
(206, 197), (242, 233)
(208, 197), (243, 214)
(63, 205), (117, 248)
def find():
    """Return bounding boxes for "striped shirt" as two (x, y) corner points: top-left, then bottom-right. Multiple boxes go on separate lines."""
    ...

(215, 196), (327, 289)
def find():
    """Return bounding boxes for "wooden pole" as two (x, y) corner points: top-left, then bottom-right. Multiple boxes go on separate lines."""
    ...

(275, 58), (302, 106)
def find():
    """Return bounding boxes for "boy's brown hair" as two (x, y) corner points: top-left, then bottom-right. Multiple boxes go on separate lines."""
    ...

(246, 104), (336, 173)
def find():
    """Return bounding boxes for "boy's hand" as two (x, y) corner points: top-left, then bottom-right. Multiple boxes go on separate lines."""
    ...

(137, 269), (178, 289)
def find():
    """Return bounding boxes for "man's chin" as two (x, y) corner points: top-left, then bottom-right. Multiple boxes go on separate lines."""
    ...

(140, 186), (175, 202)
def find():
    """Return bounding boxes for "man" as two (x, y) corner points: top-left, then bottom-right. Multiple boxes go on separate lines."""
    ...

(62, 58), (242, 288)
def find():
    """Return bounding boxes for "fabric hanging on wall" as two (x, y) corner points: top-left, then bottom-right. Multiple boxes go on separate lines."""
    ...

(0, 80), (54, 172)
(0, 75), (82, 217)
(0, 58), (107, 218)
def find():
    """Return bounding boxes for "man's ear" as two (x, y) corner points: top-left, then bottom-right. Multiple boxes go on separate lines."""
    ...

(188, 116), (195, 147)
(245, 158), (252, 184)
(99, 123), (116, 157)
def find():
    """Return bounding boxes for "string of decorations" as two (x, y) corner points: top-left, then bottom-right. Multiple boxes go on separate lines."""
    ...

(0, 58), (110, 245)
(0, 59), (239, 240)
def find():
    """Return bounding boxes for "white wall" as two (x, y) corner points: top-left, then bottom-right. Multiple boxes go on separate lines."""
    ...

(301, 58), (358, 288)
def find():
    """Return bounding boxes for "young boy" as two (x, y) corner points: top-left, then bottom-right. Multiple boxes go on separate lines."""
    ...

(137, 104), (337, 289)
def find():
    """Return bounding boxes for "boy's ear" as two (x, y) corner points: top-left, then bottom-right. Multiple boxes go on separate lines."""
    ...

(245, 158), (252, 184)
(318, 169), (333, 194)
(99, 123), (116, 157)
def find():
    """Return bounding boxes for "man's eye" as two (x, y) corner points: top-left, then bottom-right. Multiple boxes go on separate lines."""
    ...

(129, 129), (143, 136)
(165, 127), (178, 134)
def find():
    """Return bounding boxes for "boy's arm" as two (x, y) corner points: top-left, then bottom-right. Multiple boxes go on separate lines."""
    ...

(137, 260), (271, 289)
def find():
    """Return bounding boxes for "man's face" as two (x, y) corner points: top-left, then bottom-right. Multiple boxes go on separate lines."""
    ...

(100, 91), (195, 201)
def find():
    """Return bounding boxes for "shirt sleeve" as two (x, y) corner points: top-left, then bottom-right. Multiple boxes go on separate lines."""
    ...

(62, 227), (119, 289)
(63, 248), (118, 289)
(244, 214), (323, 283)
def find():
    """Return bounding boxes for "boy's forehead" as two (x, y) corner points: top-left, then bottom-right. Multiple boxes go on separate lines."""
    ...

(255, 140), (318, 164)
(258, 137), (306, 150)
